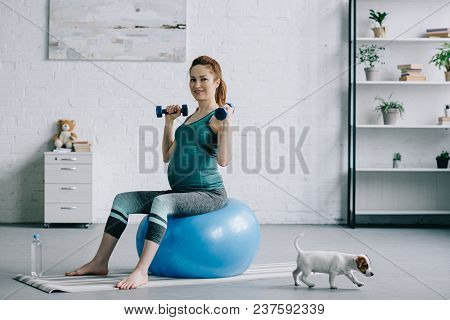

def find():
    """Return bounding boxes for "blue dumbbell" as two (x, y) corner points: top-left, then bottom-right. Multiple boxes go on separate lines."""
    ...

(156, 104), (189, 118)
(215, 103), (234, 121)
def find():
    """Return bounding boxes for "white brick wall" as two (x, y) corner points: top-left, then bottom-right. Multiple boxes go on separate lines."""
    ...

(0, 0), (349, 224)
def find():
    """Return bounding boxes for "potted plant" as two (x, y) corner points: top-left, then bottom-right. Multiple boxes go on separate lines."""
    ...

(393, 152), (401, 168)
(429, 42), (450, 81)
(374, 94), (405, 125)
(436, 150), (449, 169)
(358, 44), (385, 81)
(369, 9), (388, 38)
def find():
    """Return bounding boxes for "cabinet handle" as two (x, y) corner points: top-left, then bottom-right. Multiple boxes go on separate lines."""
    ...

(60, 206), (77, 210)
(54, 157), (77, 161)
(61, 187), (77, 190)
(61, 167), (77, 171)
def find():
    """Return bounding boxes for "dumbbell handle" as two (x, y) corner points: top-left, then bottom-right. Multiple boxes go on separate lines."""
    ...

(156, 104), (188, 118)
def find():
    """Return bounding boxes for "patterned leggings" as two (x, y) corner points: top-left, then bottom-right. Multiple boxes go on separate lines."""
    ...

(104, 188), (227, 244)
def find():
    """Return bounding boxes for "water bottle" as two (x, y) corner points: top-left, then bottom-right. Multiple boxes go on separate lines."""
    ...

(31, 234), (43, 277)
(445, 105), (449, 118)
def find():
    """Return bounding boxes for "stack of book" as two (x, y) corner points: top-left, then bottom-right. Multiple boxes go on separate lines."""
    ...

(397, 64), (426, 81)
(426, 28), (450, 38)
(73, 141), (91, 152)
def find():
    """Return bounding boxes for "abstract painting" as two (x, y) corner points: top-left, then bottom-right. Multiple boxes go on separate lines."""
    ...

(48, 0), (186, 62)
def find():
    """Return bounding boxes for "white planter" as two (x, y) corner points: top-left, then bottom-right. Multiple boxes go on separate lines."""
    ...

(393, 160), (401, 168)
(382, 110), (400, 125)
(371, 27), (386, 38)
(364, 67), (379, 81)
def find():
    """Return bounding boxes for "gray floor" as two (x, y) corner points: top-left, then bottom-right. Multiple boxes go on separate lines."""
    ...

(1, 223), (449, 300)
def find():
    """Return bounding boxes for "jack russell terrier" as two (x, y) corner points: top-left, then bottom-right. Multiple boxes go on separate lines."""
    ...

(292, 235), (374, 289)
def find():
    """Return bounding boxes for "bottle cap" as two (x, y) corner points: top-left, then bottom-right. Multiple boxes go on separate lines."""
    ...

(33, 234), (40, 240)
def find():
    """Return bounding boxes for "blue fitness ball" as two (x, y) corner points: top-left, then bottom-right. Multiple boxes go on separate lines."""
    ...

(136, 198), (260, 278)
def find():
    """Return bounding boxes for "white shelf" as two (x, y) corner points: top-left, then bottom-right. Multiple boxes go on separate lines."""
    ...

(355, 81), (450, 85)
(356, 0), (448, 2)
(356, 124), (450, 129)
(356, 210), (450, 215)
(357, 168), (450, 172)
(357, 37), (450, 43)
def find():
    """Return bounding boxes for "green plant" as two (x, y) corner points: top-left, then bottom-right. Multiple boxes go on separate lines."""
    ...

(369, 9), (388, 28)
(429, 42), (450, 72)
(393, 153), (401, 161)
(436, 150), (450, 160)
(373, 94), (405, 116)
(358, 44), (385, 68)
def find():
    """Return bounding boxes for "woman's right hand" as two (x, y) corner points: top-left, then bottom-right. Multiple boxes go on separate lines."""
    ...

(164, 105), (182, 123)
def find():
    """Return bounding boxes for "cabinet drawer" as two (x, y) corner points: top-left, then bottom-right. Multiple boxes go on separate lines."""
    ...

(45, 164), (92, 183)
(45, 203), (92, 223)
(45, 184), (92, 203)
(45, 153), (92, 165)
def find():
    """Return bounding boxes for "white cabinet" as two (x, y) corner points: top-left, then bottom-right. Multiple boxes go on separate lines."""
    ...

(44, 152), (93, 227)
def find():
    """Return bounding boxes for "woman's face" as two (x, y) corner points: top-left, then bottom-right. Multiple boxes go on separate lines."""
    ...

(189, 65), (220, 103)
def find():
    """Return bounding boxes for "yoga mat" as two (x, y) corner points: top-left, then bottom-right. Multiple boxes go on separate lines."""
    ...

(14, 262), (296, 293)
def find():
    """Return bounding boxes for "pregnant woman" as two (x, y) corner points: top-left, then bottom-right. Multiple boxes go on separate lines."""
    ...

(65, 55), (233, 290)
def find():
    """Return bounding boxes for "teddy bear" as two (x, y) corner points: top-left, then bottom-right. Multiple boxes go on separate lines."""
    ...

(52, 119), (78, 149)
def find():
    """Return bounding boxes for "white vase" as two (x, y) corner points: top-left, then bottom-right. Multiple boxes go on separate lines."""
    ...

(371, 27), (386, 38)
(382, 110), (400, 125)
(364, 67), (379, 81)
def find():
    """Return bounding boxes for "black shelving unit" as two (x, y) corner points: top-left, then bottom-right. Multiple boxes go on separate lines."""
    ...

(346, 0), (450, 228)
(348, 0), (357, 228)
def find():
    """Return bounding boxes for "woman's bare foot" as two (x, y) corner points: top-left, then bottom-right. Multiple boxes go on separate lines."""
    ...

(65, 259), (108, 276)
(116, 268), (148, 290)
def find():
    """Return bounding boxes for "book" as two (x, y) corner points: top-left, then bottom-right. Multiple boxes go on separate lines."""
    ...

(427, 31), (450, 37)
(426, 30), (450, 34)
(401, 73), (425, 77)
(401, 73), (424, 77)
(397, 64), (424, 70)
(399, 69), (422, 74)
(73, 141), (91, 152)
(400, 69), (424, 77)
(426, 28), (450, 33)
(426, 32), (450, 38)
(399, 75), (426, 81)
